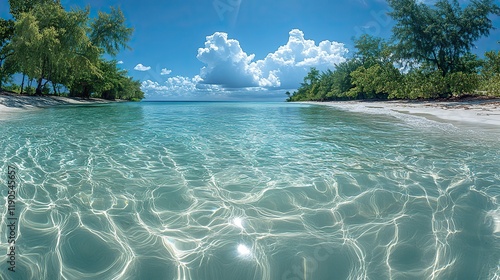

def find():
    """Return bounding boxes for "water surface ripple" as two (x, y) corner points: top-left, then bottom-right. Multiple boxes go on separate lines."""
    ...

(0, 102), (499, 280)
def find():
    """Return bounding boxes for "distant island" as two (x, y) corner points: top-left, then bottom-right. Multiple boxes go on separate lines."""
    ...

(0, 0), (144, 101)
(287, 0), (500, 102)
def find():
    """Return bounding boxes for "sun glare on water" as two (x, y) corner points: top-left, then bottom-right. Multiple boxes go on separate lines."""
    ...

(237, 244), (252, 257)
(232, 217), (244, 229)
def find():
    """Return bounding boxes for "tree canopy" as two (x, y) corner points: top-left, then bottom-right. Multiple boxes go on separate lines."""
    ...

(0, 19), (15, 89)
(1, 1), (144, 100)
(8, 0), (62, 19)
(388, 0), (500, 76)
(288, 0), (500, 102)
(90, 7), (133, 57)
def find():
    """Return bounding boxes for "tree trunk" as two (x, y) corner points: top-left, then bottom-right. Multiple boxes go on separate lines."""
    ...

(83, 85), (91, 99)
(20, 74), (25, 94)
(0, 58), (3, 91)
(52, 82), (58, 95)
(36, 78), (43, 95)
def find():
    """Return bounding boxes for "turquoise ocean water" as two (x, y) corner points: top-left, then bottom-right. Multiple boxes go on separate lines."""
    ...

(0, 101), (499, 279)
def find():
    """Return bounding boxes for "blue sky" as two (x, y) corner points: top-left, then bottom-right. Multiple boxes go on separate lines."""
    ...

(1, 0), (499, 100)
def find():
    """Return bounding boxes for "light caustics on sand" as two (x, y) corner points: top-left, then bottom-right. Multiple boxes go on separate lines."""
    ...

(0, 102), (498, 280)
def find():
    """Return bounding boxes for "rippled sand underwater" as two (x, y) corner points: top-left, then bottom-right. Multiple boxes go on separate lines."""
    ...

(0, 102), (499, 280)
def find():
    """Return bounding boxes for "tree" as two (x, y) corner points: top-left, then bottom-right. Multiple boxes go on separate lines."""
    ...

(481, 51), (500, 95)
(8, 2), (100, 95)
(68, 58), (143, 100)
(69, 7), (134, 97)
(482, 51), (500, 76)
(117, 77), (144, 101)
(0, 18), (15, 90)
(303, 67), (320, 86)
(7, 2), (139, 99)
(8, 0), (61, 19)
(325, 59), (362, 100)
(90, 7), (133, 56)
(349, 63), (401, 99)
(388, 0), (500, 77)
(290, 67), (320, 101)
(348, 35), (401, 99)
(353, 34), (390, 66)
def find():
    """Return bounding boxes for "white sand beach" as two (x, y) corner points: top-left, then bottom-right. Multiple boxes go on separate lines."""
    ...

(305, 99), (500, 130)
(0, 92), (121, 120)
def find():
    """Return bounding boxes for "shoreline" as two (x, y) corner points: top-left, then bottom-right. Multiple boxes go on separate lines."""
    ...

(2, 91), (500, 131)
(0, 91), (124, 120)
(301, 99), (500, 131)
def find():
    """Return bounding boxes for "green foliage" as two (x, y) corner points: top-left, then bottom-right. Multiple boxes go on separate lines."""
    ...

(349, 63), (401, 99)
(5, 0), (144, 100)
(8, 2), (99, 94)
(70, 59), (144, 100)
(481, 75), (500, 96)
(93, 60), (144, 100)
(456, 53), (482, 74)
(446, 72), (480, 96)
(2, 83), (20, 93)
(0, 19), (14, 47)
(0, 18), (15, 89)
(480, 51), (500, 96)
(388, 0), (500, 76)
(288, 60), (361, 101)
(117, 78), (144, 101)
(287, 67), (318, 101)
(41, 83), (50, 95)
(289, 1), (499, 102)
(90, 7), (133, 56)
(394, 70), (446, 99)
(288, 35), (395, 102)
(325, 59), (362, 100)
(8, 0), (54, 19)
(482, 51), (500, 77)
(288, 53), (485, 102)
(353, 34), (391, 66)
(24, 86), (35, 95)
(347, 36), (400, 99)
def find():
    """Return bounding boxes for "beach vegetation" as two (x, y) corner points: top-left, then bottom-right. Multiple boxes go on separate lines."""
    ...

(388, 0), (499, 77)
(0, 18), (15, 90)
(89, 7), (133, 57)
(480, 51), (500, 95)
(84, 59), (144, 100)
(1, 0), (144, 101)
(288, 0), (500, 102)
(8, 0), (57, 19)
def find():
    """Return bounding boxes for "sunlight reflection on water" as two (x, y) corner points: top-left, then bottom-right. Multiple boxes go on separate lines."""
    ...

(0, 102), (498, 280)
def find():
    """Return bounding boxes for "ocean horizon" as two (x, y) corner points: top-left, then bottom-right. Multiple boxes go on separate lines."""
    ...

(1, 101), (499, 279)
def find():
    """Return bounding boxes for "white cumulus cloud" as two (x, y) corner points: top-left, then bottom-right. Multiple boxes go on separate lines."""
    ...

(196, 29), (348, 89)
(197, 32), (258, 88)
(134, 64), (151, 71)
(141, 75), (223, 99)
(141, 29), (349, 100)
(142, 76), (197, 93)
(254, 29), (348, 88)
(161, 68), (172, 75)
(117, 60), (124, 64)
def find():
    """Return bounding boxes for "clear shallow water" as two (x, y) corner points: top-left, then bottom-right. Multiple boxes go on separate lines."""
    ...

(0, 102), (499, 280)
